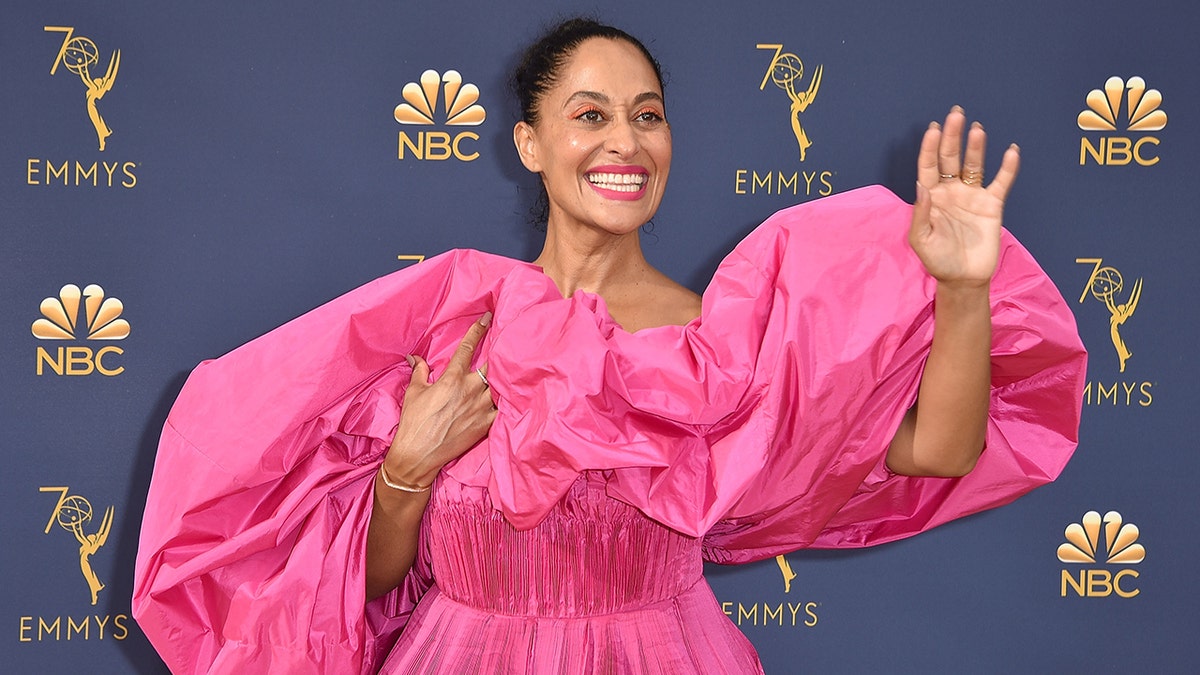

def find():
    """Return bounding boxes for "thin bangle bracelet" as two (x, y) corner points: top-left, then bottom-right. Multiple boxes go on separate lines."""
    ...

(378, 463), (432, 493)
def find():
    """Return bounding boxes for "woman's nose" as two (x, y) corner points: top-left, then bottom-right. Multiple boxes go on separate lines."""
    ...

(603, 118), (638, 157)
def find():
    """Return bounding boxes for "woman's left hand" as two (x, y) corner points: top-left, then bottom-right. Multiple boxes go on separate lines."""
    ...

(909, 106), (1020, 288)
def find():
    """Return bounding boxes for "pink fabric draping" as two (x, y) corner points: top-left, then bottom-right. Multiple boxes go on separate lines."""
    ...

(133, 185), (1085, 673)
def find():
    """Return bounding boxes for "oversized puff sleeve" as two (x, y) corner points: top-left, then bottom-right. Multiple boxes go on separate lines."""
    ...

(132, 250), (523, 674)
(698, 185), (1087, 561)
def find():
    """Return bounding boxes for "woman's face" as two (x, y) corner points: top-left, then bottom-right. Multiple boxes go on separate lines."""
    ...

(514, 38), (672, 238)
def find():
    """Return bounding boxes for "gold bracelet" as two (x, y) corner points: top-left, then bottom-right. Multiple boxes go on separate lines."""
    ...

(378, 463), (432, 493)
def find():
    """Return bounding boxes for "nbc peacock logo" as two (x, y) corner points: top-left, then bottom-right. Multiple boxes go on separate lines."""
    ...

(1058, 510), (1144, 598)
(1078, 76), (1167, 166)
(394, 69), (486, 161)
(32, 284), (129, 376)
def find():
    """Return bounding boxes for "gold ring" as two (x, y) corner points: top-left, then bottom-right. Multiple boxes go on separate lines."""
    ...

(939, 172), (958, 181)
(476, 368), (489, 388)
(961, 169), (984, 186)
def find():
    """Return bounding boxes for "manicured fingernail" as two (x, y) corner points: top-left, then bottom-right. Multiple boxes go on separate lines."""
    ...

(404, 354), (416, 368)
(951, 104), (964, 114)
(929, 121), (941, 130)
(1010, 143), (1020, 153)
(480, 311), (493, 327)
(972, 121), (984, 130)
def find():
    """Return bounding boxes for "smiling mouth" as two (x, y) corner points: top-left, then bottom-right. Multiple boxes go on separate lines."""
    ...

(585, 171), (648, 193)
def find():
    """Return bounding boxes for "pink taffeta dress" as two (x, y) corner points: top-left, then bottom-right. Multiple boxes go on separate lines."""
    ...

(133, 186), (1086, 674)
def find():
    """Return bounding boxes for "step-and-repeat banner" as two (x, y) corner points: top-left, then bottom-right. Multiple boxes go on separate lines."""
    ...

(3, 1), (1195, 672)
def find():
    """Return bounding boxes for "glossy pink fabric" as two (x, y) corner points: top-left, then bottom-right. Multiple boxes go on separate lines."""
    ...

(133, 186), (1086, 673)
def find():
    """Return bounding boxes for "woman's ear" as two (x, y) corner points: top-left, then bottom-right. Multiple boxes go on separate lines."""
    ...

(513, 121), (542, 173)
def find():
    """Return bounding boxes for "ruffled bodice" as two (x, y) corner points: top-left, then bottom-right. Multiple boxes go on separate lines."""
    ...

(378, 473), (760, 673)
(132, 186), (1087, 674)
(428, 472), (703, 618)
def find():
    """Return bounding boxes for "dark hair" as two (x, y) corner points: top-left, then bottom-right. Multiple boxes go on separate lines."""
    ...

(511, 18), (667, 226)
(511, 18), (666, 125)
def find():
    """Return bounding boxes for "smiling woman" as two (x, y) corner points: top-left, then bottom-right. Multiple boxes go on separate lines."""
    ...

(509, 29), (696, 334)
(132, 16), (1086, 675)
(514, 37), (671, 234)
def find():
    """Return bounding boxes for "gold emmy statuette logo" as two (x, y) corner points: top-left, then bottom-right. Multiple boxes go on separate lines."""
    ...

(1076, 259), (1141, 373)
(757, 44), (823, 162)
(775, 554), (797, 593)
(32, 284), (129, 377)
(41, 487), (115, 605)
(721, 554), (819, 627)
(394, 70), (485, 161)
(1078, 76), (1166, 166)
(45, 26), (121, 151)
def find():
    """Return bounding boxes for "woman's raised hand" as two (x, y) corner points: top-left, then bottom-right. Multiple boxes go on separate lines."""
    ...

(910, 106), (1020, 288)
(382, 312), (497, 489)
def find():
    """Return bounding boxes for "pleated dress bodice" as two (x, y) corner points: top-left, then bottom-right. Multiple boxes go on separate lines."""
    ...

(380, 472), (763, 673)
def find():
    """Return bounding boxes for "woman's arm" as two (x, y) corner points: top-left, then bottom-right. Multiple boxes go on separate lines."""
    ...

(366, 312), (495, 600)
(885, 107), (1020, 477)
(885, 282), (991, 476)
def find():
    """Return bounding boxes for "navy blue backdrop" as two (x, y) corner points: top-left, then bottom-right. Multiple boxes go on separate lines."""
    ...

(3, 1), (1196, 672)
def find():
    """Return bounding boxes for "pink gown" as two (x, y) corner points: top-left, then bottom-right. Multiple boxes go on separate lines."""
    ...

(133, 186), (1086, 673)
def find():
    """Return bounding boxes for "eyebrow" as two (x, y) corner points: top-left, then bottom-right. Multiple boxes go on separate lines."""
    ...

(564, 90), (665, 107)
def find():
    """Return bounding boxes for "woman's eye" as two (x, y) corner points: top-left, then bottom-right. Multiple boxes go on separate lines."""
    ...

(636, 110), (665, 124)
(577, 109), (604, 123)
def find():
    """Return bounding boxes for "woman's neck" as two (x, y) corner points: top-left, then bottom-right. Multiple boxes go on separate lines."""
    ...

(533, 225), (651, 299)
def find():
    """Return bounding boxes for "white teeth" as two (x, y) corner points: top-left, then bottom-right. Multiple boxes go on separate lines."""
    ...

(586, 172), (647, 191)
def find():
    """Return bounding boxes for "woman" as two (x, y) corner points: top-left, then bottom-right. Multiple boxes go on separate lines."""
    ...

(134, 18), (1085, 674)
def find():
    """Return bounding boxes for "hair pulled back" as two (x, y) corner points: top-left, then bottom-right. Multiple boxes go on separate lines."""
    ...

(511, 17), (666, 125)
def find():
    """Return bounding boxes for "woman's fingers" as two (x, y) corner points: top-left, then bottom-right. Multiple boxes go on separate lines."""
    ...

(987, 144), (1021, 202)
(916, 122), (942, 189)
(937, 106), (966, 178)
(390, 313), (498, 477)
(960, 121), (987, 186)
(448, 311), (493, 374)
(920, 106), (1017, 200)
(477, 362), (497, 404)
(453, 314), (495, 404)
(406, 353), (431, 386)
